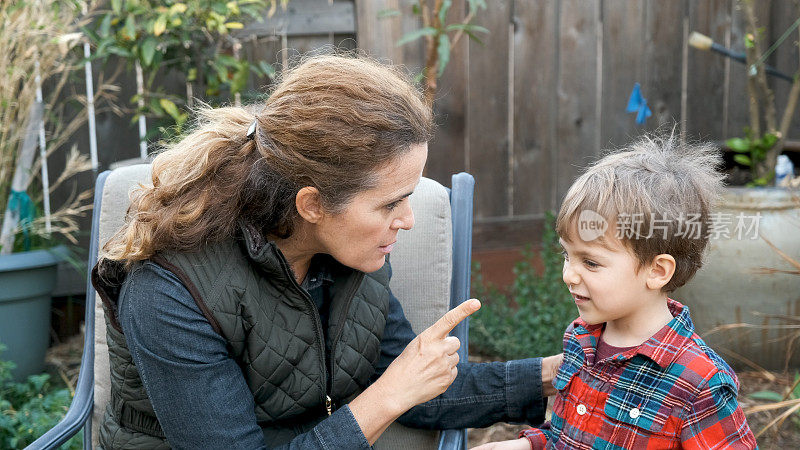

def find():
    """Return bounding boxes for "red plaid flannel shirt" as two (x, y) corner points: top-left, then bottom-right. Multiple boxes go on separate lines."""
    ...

(520, 299), (757, 449)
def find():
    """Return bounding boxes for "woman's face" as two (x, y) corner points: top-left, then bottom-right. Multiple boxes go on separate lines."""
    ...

(315, 143), (428, 273)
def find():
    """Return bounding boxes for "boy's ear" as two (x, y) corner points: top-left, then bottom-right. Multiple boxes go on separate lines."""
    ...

(646, 254), (676, 290)
(296, 186), (324, 223)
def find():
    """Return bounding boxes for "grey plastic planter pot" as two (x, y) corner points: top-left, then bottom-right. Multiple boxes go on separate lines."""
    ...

(674, 187), (800, 371)
(0, 246), (66, 380)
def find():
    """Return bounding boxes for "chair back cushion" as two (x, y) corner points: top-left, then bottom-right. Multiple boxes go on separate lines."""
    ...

(92, 164), (151, 447)
(374, 177), (452, 450)
(92, 168), (452, 449)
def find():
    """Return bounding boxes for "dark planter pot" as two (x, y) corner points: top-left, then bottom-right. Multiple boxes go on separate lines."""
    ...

(0, 246), (66, 381)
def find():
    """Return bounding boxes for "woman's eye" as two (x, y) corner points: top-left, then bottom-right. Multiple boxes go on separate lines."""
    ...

(385, 201), (400, 211)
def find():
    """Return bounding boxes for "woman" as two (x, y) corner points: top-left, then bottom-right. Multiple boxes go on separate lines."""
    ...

(93, 55), (560, 449)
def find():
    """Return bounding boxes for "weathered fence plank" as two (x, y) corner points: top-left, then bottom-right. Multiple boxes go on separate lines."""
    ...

(512, 0), (558, 216)
(355, 0), (404, 62)
(643, 0), (684, 134)
(555, 0), (600, 204)
(686, 0), (730, 141)
(426, 0), (468, 185)
(769, 1), (800, 139)
(467, 0), (512, 219)
(725, 0), (747, 140)
(240, 0), (355, 36)
(243, 35), (283, 93)
(600, 0), (646, 150)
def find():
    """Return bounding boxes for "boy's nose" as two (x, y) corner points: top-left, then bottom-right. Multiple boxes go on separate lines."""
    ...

(562, 262), (580, 287)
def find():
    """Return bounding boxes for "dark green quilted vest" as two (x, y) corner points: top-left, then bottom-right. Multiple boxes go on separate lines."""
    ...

(93, 224), (391, 448)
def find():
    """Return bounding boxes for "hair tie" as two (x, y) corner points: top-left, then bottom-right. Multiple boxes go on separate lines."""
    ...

(246, 120), (257, 140)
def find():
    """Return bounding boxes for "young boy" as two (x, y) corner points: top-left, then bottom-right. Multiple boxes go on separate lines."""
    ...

(477, 135), (757, 449)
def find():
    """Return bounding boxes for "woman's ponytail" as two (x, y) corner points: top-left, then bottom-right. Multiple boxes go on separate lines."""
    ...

(102, 106), (262, 264)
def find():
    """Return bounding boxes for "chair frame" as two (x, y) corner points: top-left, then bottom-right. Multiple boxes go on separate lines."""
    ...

(30, 171), (474, 450)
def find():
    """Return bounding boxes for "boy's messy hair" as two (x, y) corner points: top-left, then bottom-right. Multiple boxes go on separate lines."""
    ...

(556, 132), (725, 292)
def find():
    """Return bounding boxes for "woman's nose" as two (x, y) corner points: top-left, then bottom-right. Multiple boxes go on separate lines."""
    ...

(391, 203), (415, 230)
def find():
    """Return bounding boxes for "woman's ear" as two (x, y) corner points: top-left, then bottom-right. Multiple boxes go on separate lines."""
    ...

(646, 254), (676, 290)
(295, 187), (324, 223)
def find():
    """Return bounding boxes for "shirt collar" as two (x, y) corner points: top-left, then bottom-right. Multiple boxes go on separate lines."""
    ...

(569, 298), (695, 369)
(301, 254), (336, 291)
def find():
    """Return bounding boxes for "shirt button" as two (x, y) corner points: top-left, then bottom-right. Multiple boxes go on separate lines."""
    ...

(576, 404), (587, 415)
(629, 407), (641, 419)
(310, 277), (317, 283)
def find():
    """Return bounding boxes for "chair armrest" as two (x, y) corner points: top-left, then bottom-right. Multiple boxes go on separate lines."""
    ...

(436, 173), (474, 450)
(449, 172), (474, 361)
(28, 171), (109, 449)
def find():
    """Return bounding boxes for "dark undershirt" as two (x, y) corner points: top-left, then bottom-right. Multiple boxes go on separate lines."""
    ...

(596, 336), (637, 361)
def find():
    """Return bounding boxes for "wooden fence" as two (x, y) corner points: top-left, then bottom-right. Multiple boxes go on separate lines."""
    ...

(356, 0), (799, 249)
(79, 0), (800, 254)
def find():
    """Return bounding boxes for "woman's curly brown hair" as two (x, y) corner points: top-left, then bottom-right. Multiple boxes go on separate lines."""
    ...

(102, 54), (433, 265)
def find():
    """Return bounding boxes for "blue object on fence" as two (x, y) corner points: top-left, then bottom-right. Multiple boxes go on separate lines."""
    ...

(9, 189), (35, 250)
(626, 83), (652, 125)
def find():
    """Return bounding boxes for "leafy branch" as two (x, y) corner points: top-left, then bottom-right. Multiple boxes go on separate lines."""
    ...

(383, 0), (488, 106)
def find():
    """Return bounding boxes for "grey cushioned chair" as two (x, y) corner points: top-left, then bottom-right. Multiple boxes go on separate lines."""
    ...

(30, 164), (475, 450)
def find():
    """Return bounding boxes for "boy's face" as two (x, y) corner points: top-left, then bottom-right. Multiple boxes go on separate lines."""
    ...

(559, 229), (654, 327)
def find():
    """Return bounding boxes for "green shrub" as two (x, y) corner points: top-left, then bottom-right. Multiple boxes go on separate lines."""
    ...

(470, 212), (575, 360)
(0, 344), (80, 449)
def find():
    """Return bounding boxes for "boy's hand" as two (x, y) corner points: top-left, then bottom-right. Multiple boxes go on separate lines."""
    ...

(541, 353), (563, 397)
(471, 438), (530, 450)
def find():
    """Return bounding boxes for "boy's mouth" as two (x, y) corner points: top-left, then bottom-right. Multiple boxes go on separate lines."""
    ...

(570, 292), (591, 303)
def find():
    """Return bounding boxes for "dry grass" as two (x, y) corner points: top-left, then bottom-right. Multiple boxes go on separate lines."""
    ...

(0, 1), (118, 248)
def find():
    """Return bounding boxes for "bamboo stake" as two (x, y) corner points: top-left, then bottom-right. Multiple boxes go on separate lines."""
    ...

(35, 59), (51, 234)
(135, 60), (147, 159)
(233, 37), (242, 107)
(82, 4), (98, 173)
(186, 82), (193, 108)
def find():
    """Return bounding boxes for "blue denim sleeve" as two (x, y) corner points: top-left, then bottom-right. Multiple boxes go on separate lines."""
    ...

(372, 286), (548, 429)
(118, 262), (370, 450)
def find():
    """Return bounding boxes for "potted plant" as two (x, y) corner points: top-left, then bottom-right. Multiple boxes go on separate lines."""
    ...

(677, 0), (800, 370)
(0, 1), (99, 381)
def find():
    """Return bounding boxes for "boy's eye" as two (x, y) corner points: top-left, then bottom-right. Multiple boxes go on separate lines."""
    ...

(584, 259), (599, 268)
(560, 250), (568, 260)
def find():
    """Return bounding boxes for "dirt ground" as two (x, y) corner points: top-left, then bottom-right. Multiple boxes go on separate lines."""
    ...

(45, 336), (800, 449)
(467, 369), (800, 449)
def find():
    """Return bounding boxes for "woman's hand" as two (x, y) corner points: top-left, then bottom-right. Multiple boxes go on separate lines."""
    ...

(541, 353), (564, 397)
(471, 437), (531, 450)
(376, 298), (482, 411)
(349, 299), (481, 444)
